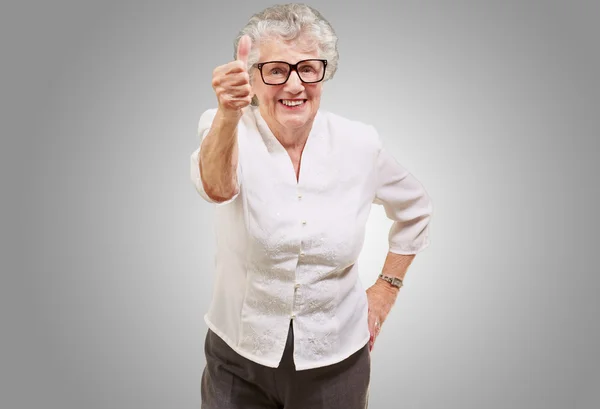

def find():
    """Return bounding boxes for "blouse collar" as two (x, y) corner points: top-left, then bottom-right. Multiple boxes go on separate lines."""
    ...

(250, 105), (324, 153)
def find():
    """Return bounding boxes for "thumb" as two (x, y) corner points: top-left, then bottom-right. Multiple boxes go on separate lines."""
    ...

(236, 35), (252, 68)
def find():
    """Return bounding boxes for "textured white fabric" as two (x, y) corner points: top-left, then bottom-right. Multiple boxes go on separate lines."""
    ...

(190, 105), (432, 370)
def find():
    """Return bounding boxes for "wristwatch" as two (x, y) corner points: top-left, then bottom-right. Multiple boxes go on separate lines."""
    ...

(378, 274), (403, 289)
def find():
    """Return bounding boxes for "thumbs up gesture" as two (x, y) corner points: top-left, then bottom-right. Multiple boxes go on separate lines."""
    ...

(212, 35), (253, 118)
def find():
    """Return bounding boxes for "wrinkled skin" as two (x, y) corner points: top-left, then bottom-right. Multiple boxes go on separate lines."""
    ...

(366, 282), (399, 351)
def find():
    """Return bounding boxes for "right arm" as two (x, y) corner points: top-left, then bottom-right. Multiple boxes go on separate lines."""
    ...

(198, 109), (241, 202)
(194, 34), (253, 203)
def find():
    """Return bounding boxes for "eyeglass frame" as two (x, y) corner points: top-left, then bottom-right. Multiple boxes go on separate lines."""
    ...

(252, 59), (328, 85)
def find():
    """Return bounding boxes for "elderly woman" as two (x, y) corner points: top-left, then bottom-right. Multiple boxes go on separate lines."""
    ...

(190, 4), (432, 409)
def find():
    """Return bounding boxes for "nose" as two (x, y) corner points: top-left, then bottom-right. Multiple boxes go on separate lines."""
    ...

(284, 70), (305, 92)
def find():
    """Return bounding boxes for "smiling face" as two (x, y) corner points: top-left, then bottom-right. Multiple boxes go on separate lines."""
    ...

(251, 35), (324, 138)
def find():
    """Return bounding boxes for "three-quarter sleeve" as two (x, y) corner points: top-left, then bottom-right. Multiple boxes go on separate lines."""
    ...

(190, 108), (241, 205)
(372, 140), (433, 255)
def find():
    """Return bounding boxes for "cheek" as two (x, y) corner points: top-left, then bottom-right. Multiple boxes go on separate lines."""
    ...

(309, 86), (323, 100)
(253, 87), (277, 106)
(257, 87), (276, 102)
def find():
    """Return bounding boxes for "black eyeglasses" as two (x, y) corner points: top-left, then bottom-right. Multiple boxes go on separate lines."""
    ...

(253, 59), (328, 85)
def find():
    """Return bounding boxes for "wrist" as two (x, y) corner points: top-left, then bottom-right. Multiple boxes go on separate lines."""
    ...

(217, 106), (243, 124)
(375, 278), (401, 296)
(378, 274), (403, 290)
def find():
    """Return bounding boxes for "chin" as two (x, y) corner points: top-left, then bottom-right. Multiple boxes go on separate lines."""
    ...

(278, 106), (316, 126)
(278, 115), (311, 129)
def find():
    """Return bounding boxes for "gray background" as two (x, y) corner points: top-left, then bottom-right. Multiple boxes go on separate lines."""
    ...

(3, 0), (599, 408)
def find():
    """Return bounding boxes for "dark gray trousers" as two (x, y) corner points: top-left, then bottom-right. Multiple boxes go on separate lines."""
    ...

(201, 321), (371, 409)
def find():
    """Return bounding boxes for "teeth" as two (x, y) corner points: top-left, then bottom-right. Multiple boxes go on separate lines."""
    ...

(282, 100), (304, 106)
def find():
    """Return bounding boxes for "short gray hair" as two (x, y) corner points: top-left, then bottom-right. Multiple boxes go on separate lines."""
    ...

(233, 3), (339, 105)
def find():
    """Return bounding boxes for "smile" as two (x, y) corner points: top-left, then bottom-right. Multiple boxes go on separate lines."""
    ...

(280, 99), (306, 107)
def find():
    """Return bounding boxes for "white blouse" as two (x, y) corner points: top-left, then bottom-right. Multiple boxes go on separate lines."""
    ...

(190, 106), (432, 370)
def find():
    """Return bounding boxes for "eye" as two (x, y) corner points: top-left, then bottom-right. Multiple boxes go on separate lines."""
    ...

(300, 66), (316, 73)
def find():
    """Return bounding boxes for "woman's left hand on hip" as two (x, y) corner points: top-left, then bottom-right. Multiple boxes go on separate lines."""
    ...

(366, 282), (399, 352)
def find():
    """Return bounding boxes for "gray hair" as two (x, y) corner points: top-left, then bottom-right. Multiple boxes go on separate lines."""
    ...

(233, 3), (339, 106)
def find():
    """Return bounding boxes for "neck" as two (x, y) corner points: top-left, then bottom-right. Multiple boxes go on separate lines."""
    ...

(261, 111), (315, 152)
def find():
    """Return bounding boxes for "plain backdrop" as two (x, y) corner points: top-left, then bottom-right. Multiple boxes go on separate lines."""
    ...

(2, 1), (599, 408)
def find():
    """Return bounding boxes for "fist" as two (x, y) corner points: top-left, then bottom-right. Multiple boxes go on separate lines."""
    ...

(212, 35), (253, 115)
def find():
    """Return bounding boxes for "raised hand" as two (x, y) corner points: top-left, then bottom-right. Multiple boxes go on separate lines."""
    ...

(211, 35), (254, 118)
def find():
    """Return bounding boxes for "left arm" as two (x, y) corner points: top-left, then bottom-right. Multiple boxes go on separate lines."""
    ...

(366, 127), (433, 351)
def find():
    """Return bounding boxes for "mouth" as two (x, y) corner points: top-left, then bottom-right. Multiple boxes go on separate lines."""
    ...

(279, 99), (307, 109)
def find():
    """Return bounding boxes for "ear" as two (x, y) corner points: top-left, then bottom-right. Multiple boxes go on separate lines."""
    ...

(247, 70), (258, 105)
